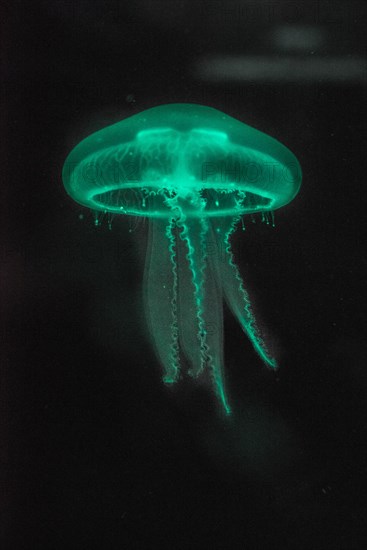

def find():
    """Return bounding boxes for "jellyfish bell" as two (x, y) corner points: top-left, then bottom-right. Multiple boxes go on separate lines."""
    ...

(62, 103), (302, 415)
(62, 103), (301, 218)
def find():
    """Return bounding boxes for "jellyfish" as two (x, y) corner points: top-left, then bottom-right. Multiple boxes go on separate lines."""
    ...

(62, 104), (301, 414)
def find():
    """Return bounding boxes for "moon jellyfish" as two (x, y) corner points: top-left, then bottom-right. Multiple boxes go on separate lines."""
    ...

(62, 104), (302, 414)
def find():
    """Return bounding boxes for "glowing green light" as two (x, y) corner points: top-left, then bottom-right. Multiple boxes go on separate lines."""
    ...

(62, 103), (302, 414)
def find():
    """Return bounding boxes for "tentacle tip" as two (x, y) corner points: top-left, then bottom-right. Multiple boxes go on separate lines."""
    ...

(267, 357), (279, 370)
(217, 395), (232, 416)
(163, 374), (178, 385)
(187, 367), (203, 379)
(215, 387), (232, 416)
(222, 403), (232, 416)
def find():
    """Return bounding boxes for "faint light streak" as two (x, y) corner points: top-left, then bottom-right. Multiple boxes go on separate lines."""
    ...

(195, 55), (367, 83)
(272, 25), (325, 52)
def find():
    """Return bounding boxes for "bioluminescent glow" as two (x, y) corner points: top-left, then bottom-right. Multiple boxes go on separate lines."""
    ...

(62, 103), (302, 414)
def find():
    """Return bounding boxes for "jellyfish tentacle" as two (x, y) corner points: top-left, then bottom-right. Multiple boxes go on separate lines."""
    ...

(204, 248), (232, 414)
(165, 218), (180, 379)
(143, 217), (180, 384)
(212, 215), (277, 369)
(174, 209), (232, 413)
(176, 207), (209, 378)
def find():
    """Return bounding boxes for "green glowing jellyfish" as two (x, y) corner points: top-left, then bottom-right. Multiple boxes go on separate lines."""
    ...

(62, 104), (302, 414)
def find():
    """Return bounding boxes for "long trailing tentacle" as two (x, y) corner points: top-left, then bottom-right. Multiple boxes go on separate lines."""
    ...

(211, 193), (277, 369)
(205, 229), (231, 414)
(166, 194), (209, 379)
(164, 193), (231, 413)
(143, 216), (180, 384)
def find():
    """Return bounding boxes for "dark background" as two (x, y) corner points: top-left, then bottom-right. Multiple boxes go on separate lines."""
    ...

(1, 1), (366, 548)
